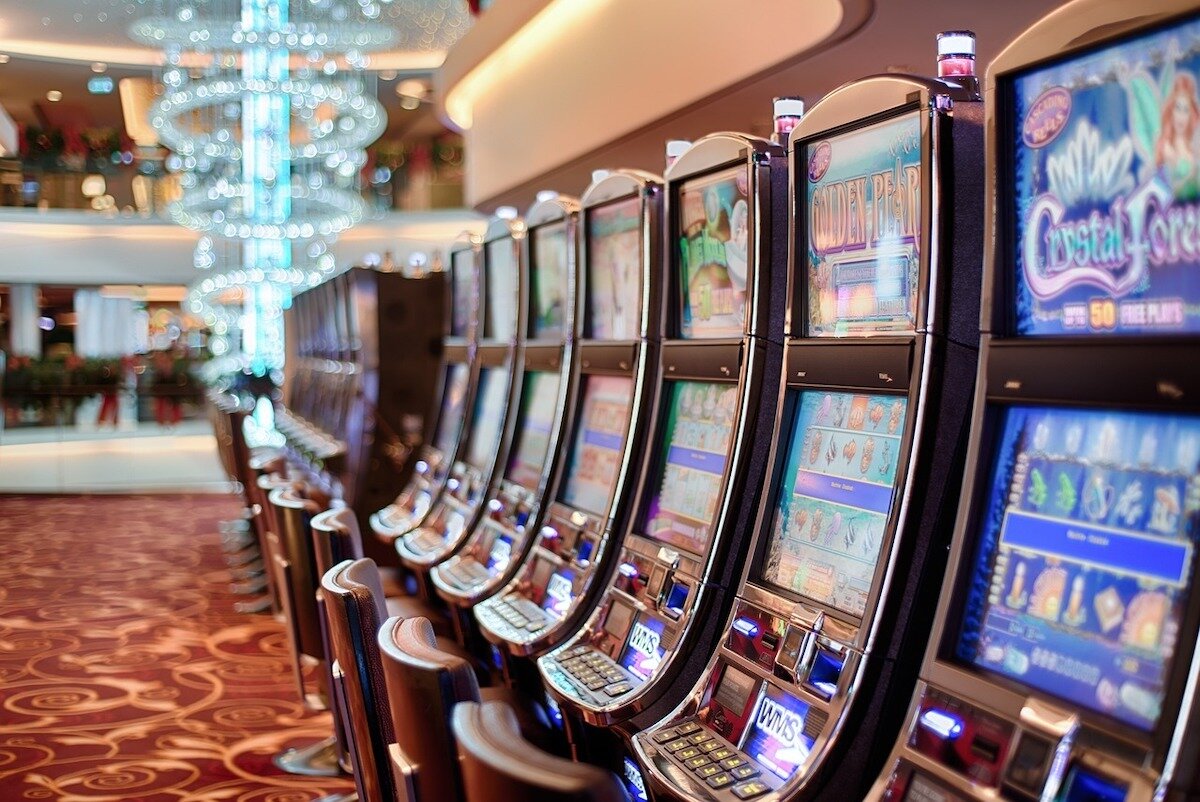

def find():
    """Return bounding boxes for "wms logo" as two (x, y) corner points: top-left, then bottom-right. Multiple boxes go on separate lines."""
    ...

(627, 622), (661, 658)
(755, 696), (804, 745)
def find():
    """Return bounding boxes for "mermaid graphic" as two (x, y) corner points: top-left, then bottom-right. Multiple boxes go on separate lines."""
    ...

(1124, 50), (1200, 199)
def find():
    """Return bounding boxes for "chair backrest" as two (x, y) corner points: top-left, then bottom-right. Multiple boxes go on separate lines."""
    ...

(321, 558), (396, 802)
(311, 506), (365, 579)
(452, 701), (629, 802)
(268, 484), (325, 660)
(378, 615), (481, 802)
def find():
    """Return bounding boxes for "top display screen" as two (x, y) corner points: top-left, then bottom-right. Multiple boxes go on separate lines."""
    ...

(639, 381), (738, 555)
(586, 196), (643, 339)
(559, 375), (635, 515)
(531, 221), (570, 338)
(678, 166), (751, 338)
(956, 405), (1200, 731)
(465, 367), (510, 471)
(805, 111), (922, 336)
(484, 238), (519, 340)
(760, 390), (908, 617)
(450, 249), (474, 337)
(505, 371), (561, 490)
(1010, 17), (1200, 335)
(432, 363), (471, 456)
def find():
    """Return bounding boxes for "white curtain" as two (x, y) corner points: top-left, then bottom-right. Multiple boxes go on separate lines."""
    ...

(8, 284), (41, 357)
(74, 290), (137, 357)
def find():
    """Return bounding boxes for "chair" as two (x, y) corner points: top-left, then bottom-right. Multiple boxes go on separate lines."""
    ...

(267, 484), (342, 778)
(311, 507), (454, 637)
(452, 701), (629, 802)
(322, 559), (401, 802)
(377, 615), (481, 802)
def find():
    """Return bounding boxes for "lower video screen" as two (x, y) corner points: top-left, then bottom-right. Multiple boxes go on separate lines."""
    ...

(956, 405), (1200, 731)
(640, 380), (739, 556)
(760, 389), (908, 617)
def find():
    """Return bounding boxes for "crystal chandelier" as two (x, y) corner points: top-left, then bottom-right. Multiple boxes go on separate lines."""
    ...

(130, 0), (397, 375)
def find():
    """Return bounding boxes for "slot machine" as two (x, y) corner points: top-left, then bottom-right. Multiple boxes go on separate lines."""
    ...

(276, 267), (446, 561)
(340, 267), (446, 556)
(869, 2), (1200, 800)
(631, 33), (986, 802)
(370, 235), (481, 543)
(430, 194), (582, 645)
(473, 169), (663, 693)
(392, 213), (529, 595)
(538, 130), (789, 775)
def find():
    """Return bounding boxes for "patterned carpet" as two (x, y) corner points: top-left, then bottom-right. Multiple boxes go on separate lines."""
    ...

(0, 494), (353, 802)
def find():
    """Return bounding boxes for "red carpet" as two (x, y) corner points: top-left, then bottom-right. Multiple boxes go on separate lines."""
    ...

(0, 494), (353, 802)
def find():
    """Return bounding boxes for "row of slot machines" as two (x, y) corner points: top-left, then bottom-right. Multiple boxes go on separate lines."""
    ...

(279, 267), (444, 545)
(296, 2), (1199, 799)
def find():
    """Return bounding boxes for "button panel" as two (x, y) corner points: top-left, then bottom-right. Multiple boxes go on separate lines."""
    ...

(547, 645), (640, 704)
(642, 718), (777, 800)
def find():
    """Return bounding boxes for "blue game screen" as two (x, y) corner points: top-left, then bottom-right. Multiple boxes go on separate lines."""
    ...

(956, 405), (1200, 730)
(619, 616), (666, 681)
(741, 684), (815, 780)
(1011, 17), (1200, 335)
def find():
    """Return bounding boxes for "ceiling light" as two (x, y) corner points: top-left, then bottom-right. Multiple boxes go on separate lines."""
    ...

(46, 90), (63, 102)
(0, 55), (10, 65)
(91, 62), (108, 73)
(379, 70), (398, 81)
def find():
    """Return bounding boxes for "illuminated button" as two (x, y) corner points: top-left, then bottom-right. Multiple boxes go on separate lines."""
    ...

(652, 729), (679, 745)
(699, 740), (723, 753)
(688, 732), (714, 745)
(676, 721), (702, 735)
(705, 772), (734, 789)
(710, 748), (735, 761)
(526, 621), (544, 632)
(696, 764), (722, 778)
(666, 739), (689, 752)
(719, 756), (746, 770)
(675, 747), (701, 760)
(684, 755), (712, 770)
(731, 765), (760, 780)
(605, 682), (632, 696)
(732, 780), (770, 799)
(586, 679), (607, 691)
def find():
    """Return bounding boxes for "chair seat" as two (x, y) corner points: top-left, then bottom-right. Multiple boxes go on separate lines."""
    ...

(478, 686), (555, 754)
(377, 565), (412, 598)
(384, 594), (455, 639)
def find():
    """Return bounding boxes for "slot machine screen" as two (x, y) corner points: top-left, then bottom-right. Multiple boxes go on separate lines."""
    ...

(603, 599), (635, 639)
(1009, 17), (1200, 336)
(702, 662), (760, 743)
(505, 371), (561, 489)
(760, 390), (908, 617)
(804, 110), (922, 336)
(640, 381), (738, 555)
(619, 615), (666, 681)
(531, 221), (569, 338)
(541, 567), (577, 618)
(486, 533), (513, 571)
(432, 364), (472, 456)
(678, 166), (751, 338)
(485, 237), (519, 340)
(955, 406), (1200, 731)
(741, 684), (816, 780)
(450, 249), (474, 337)
(465, 367), (510, 471)
(587, 195), (643, 339)
(560, 375), (635, 514)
